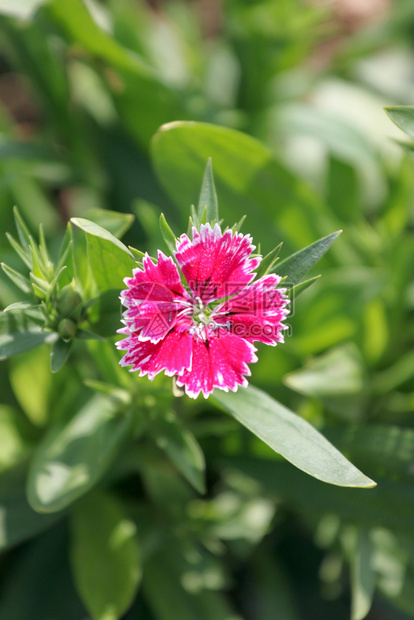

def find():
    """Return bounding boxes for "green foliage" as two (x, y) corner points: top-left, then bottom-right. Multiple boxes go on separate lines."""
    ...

(27, 396), (132, 513)
(70, 492), (141, 620)
(1, 1), (414, 619)
(214, 386), (375, 488)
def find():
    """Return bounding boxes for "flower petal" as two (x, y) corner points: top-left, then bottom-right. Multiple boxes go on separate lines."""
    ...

(116, 320), (193, 379)
(214, 274), (290, 345)
(121, 251), (190, 343)
(176, 331), (258, 399)
(124, 250), (186, 297)
(175, 223), (260, 303)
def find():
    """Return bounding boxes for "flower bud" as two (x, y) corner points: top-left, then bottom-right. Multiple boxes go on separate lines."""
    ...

(58, 318), (77, 341)
(57, 283), (82, 317)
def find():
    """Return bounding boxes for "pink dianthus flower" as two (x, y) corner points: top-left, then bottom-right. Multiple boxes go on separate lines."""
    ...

(117, 223), (290, 399)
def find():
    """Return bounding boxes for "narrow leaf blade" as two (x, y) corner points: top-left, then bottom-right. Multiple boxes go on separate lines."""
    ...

(197, 158), (219, 224)
(274, 230), (342, 287)
(214, 385), (376, 488)
(385, 106), (414, 139)
(159, 213), (177, 255)
(1, 263), (31, 293)
(50, 338), (72, 373)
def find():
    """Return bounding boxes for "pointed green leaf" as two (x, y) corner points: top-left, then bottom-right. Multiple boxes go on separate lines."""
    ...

(57, 224), (73, 269)
(38, 223), (51, 266)
(3, 302), (38, 313)
(198, 158), (219, 224)
(385, 106), (414, 139)
(50, 338), (72, 373)
(28, 236), (50, 280)
(159, 213), (178, 256)
(27, 396), (132, 512)
(276, 230), (342, 288)
(13, 206), (31, 252)
(128, 246), (145, 263)
(6, 233), (32, 269)
(256, 243), (283, 279)
(71, 218), (136, 293)
(70, 491), (141, 620)
(289, 275), (320, 298)
(1, 263), (31, 293)
(83, 209), (135, 239)
(214, 385), (375, 488)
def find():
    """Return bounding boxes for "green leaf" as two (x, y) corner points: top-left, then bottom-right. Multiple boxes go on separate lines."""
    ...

(0, 329), (57, 360)
(27, 396), (132, 512)
(289, 275), (320, 298)
(351, 529), (375, 620)
(0, 463), (60, 552)
(71, 218), (136, 293)
(6, 233), (32, 269)
(150, 413), (206, 493)
(385, 106), (414, 139)
(151, 121), (333, 254)
(159, 213), (178, 256)
(214, 385), (375, 488)
(70, 221), (93, 298)
(83, 209), (135, 239)
(1, 263), (31, 293)
(48, 0), (153, 77)
(13, 206), (31, 253)
(70, 491), (141, 620)
(256, 243), (283, 279)
(197, 158), (219, 225)
(50, 338), (72, 373)
(276, 230), (342, 288)
(128, 246), (145, 263)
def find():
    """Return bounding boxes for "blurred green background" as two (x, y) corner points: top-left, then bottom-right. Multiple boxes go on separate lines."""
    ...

(1, 0), (414, 619)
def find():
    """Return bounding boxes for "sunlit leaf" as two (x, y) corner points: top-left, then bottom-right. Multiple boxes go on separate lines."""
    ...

(197, 158), (219, 224)
(276, 230), (342, 288)
(214, 385), (375, 488)
(71, 218), (136, 293)
(27, 396), (132, 512)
